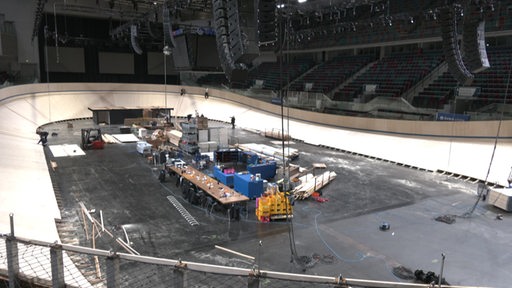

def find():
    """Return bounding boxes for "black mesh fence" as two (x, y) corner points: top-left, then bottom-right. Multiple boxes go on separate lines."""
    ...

(0, 236), (426, 288)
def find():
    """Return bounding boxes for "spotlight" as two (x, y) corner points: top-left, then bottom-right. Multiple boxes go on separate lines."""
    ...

(163, 45), (172, 56)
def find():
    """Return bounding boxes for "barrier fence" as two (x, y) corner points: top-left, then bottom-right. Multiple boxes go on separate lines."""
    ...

(0, 234), (345, 288)
(1, 212), (489, 288)
(1, 233), (490, 288)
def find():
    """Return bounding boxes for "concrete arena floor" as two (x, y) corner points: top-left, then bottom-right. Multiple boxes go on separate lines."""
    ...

(43, 119), (511, 288)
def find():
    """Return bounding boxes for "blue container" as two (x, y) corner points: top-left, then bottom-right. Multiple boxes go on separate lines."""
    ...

(234, 173), (264, 199)
(243, 151), (259, 165)
(247, 161), (277, 180)
(213, 166), (235, 187)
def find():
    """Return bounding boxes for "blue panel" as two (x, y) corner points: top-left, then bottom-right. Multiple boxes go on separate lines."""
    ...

(242, 151), (259, 165)
(213, 165), (235, 187)
(234, 173), (264, 198)
(247, 161), (276, 180)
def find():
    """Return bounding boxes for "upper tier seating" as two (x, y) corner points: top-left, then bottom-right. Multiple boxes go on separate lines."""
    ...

(197, 74), (229, 87)
(288, 55), (374, 94)
(412, 71), (456, 109)
(413, 46), (512, 111)
(333, 50), (444, 102)
(248, 58), (315, 91)
(470, 47), (512, 110)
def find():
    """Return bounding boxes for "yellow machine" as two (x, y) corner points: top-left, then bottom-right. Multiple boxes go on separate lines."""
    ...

(256, 183), (293, 222)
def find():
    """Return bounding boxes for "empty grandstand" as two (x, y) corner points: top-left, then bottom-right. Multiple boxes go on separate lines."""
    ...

(2, 0), (512, 287)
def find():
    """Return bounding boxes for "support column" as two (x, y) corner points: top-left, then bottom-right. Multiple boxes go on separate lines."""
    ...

(6, 237), (19, 288)
(6, 213), (19, 288)
(247, 275), (260, 288)
(173, 262), (188, 288)
(50, 244), (65, 288)
(106, 254), (120, 288)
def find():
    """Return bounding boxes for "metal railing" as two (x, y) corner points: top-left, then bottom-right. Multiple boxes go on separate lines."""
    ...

(1, 215), (490, 288)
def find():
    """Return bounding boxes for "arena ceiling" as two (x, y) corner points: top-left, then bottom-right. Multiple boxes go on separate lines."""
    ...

(33, 0), (385, 42)
(33, 0), (488, 47)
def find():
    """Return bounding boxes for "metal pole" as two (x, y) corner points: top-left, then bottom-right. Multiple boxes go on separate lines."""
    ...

(106, 253), (120, 288)
(7, 213), (19, 288)
(438, 253), (446, 288)
(44, 26), (51, 122)
(164, 51), (167, 108)
(50, 244), (66, 288)
(9, 213), (14, 237)
(257, 240), (262, 274)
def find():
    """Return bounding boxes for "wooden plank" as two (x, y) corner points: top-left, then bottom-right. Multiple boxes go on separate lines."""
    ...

(488, 188), (512, 212)
(168, 165), (249, 205)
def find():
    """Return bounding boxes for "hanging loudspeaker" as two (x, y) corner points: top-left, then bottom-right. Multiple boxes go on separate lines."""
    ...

(130, 25), (143, 55)
(462, 3), (490, 73)
(163, 5), (176, 48)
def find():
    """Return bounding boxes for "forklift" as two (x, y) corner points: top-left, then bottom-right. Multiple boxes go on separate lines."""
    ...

(81, 128), (104, 150)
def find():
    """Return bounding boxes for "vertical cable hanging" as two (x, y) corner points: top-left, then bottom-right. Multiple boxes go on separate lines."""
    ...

(462, 56), (512, 218)
(279, 0), (303, 270)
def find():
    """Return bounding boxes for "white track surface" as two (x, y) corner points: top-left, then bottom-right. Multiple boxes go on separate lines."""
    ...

(0, 83), (511, 286)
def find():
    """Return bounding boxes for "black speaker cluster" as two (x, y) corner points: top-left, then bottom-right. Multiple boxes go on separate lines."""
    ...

(440, 3), (490, 86)
(257, 0), (278, 50)
(462, 1), (490, 73)
(440, 4), (474, 86)
(213, 0), (241, 79)
(162, 5), (177, 49)
(130, 25), (143, 55)
(213, 0), (257, 82)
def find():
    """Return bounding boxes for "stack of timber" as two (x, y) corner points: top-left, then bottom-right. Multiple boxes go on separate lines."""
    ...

(167, 130), (183, 147)
(237, 143), (299, 162)
(196, 116), (209, 129)
(488, 188), (512, 212)
(264, 128), (291, 140)
(292, 170), (337, 200)
(276, 164), (303, 182)
(102, 134), (121, 144)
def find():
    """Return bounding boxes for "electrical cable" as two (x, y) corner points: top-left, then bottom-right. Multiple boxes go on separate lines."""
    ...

(44, 13), (52, 122)
(53, 2), (60, 64)
(462, 53), (512, 218)
(276, 0), (302, 268)
(303, 206), (366, 263)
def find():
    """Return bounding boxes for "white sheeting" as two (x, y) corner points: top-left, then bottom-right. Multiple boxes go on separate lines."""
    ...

(49, 144), (86, 157)
(112, 133), (140, 143)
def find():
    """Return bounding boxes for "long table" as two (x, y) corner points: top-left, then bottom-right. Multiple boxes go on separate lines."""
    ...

(167, 165), (249, 205)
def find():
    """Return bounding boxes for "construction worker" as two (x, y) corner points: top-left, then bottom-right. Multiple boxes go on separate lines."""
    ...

(37, 130), (49, 146)
(159, 167), (166, 182)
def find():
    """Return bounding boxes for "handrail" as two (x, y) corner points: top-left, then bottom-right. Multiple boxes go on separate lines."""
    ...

(1, 235), (493, 288)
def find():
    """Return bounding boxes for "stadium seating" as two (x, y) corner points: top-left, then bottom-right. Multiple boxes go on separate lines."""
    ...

(248, 58), (315, 90)
(470, 47), (512, 110)
(333, 50), (444, 102)
(288, 55), (374, 94)
(197, 74), (230, 87)
(412, 71), (457, 109)
(413, 47), (512, 111)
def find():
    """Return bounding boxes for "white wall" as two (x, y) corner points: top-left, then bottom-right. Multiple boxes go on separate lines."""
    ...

(2, 82), (512, 187)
